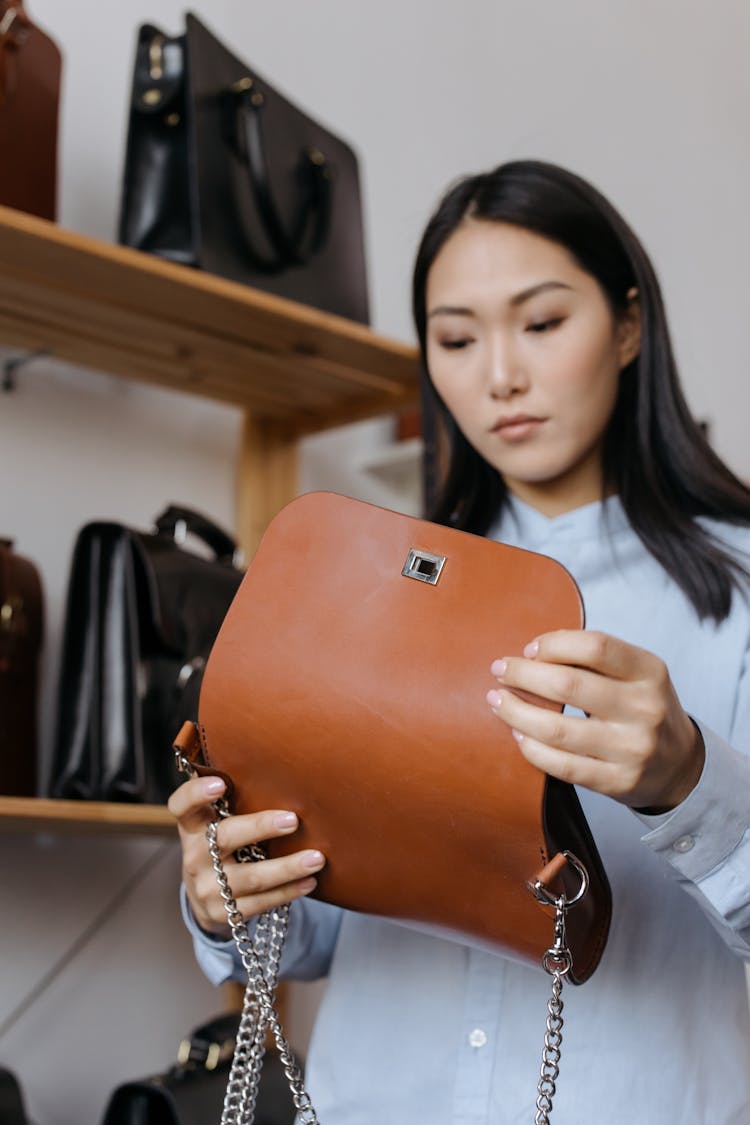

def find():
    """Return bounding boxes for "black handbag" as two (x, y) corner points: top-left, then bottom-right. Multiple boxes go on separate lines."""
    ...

(118, 12), (370, 324)
(48, 505), (243, 804)
(100, 1013), (296, 1125)
(0, 1067), (31, 1125)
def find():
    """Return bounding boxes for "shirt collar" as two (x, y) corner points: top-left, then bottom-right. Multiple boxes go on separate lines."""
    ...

(488, 492), (631, 551)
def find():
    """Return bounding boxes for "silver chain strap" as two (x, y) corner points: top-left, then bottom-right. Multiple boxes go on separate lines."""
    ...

(175, 750), (319, 1125)
(178, 748), (589, 1125)
(206, 802), (320, 1125)
(529, 852), (589, 1125)
(533, 898), (570, 1124)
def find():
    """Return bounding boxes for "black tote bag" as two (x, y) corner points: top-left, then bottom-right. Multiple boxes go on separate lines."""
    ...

(118, 12), (370, 324)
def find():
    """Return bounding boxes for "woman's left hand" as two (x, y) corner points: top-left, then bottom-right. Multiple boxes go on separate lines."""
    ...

(486, 630), (705, 811)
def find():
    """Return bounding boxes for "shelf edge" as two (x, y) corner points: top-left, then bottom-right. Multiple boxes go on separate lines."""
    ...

(0, 796), (176, 837)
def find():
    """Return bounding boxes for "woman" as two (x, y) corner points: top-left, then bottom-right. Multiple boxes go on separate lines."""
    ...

(170, 161), (750, 1123)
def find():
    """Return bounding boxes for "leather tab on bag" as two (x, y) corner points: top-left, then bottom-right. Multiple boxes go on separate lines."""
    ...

(531, 852), (570, 899)
(173, 720), (235, 800)
(173, 720), (203, 764)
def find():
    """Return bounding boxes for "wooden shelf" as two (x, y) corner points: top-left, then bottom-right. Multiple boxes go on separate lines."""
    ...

(0, 207), (422, 833)
(0, 205), (420, 437)
(0, 795), (176, 836)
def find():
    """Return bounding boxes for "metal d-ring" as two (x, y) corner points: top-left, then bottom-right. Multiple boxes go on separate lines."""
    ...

(528, 850), (589, 911)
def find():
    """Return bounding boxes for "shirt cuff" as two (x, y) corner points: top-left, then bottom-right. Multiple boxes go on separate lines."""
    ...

(634, 720), (750, 881)
(180, 883), (241, 986)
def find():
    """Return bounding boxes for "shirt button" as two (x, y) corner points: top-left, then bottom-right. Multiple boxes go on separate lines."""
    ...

(672, 834), (695, 854)
(468, 1028), (488, 1049)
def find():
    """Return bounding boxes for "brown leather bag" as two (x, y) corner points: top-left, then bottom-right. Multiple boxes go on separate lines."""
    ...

(0, 538), (43, 795)
(179, 491), (611, 984)
(0, 1), (62, 219)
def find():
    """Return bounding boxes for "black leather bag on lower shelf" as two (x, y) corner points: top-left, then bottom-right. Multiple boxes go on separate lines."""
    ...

(0, 1066), (32, 1125)
(100, 1013), (296, 1125)
(118, 12), (370, 324)
(48, 506), (243, 804)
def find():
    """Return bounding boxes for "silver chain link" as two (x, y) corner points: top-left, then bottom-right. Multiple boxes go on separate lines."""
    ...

(533, 895), (573, 1125)
(175, 749), (319, 1125)
(178, 748), (588, 1125)
(206, 800), (320, 1125)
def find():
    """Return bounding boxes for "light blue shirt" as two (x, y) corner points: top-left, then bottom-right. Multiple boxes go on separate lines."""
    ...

(185, 496), (750, 1123)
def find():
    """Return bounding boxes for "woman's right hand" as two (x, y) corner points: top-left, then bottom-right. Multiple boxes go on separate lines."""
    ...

(168, 775), (326, 938)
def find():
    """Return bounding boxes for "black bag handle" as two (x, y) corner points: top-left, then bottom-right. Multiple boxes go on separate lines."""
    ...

(177, 1012), (239, 1070)
(226, 77), (332, 273)
(154, 505), (238, 563)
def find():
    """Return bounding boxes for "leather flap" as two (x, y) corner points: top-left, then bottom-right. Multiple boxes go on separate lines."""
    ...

(197, 492), (611, 982)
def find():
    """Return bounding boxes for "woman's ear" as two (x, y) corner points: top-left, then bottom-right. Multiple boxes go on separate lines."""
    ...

(617, 287), (641, 369)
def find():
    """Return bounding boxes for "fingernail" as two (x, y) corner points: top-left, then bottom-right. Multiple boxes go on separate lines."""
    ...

(491, 659), (507, 679)
(274, 812), (298, 830)
(302, 850), (325, 870)
(487, 689), (502, 709)
(204, 777), (225, 795)
(524, 641), (539, 658)
(299, 877), (318, 895)
(511, 728), (524, 743)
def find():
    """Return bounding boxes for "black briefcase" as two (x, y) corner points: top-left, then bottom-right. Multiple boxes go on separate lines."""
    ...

(48, 506), (243, 804)
(118, 12), (370, 324)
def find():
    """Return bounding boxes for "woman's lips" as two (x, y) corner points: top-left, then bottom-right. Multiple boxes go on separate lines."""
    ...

(491, 415), (545, 441)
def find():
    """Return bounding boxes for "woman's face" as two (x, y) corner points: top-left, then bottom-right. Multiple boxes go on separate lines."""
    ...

(425, 220), (639, 516)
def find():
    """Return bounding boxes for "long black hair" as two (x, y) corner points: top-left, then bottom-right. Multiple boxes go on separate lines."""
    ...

(412, 159), (750, 622)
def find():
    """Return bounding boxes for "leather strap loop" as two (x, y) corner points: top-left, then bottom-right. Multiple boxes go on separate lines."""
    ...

(0, 5), (30, 40)
(228, 79), (332, 273)
(173, 720), (236, 799)
(0, 4), (31, 105)
(154, 505), (238, 563)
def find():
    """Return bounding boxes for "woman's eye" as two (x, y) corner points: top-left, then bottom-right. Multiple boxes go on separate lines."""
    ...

(439, 338), (472, 350)
(526, 317), (564, 334)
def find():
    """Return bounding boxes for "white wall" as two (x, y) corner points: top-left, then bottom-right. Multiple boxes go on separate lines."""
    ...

(1, 1), (749, 1121)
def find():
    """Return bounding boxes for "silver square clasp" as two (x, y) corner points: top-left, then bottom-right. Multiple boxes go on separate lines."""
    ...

(401, 548), (446, 586)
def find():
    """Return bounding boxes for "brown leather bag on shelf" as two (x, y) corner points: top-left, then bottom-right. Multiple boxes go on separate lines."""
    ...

(174, 491), (612, 1120)
(0, 1), (62, 219)
(0, 538), (43, 796)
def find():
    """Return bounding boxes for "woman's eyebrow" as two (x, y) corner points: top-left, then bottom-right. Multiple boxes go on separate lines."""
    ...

(427, 281), (574, 320)
(509, 280), (573, 306)
(427, 305), (475, 319)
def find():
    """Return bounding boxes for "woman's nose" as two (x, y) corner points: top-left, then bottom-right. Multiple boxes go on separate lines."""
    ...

(486, 336), (526, 398)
